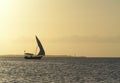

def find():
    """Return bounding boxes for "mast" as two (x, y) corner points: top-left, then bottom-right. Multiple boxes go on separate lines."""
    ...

(34, 46), (38, 55)
(35, 36), (45, 56)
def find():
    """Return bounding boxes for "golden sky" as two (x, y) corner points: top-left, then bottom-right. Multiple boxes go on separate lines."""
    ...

(0, 0), (120, 57)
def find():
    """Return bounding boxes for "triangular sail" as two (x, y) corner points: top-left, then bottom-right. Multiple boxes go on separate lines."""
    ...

(35, 36), (45, 56)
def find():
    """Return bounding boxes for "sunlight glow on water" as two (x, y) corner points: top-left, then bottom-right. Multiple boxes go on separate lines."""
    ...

(0, 57), (120, 83)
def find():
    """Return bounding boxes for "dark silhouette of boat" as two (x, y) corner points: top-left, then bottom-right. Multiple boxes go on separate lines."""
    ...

(24, 36), (45, 59)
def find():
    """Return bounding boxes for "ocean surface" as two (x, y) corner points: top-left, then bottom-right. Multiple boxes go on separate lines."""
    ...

(0, 56), (120, 83)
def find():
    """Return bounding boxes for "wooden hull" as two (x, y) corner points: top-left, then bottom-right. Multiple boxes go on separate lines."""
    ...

(24, 56), (43, 59)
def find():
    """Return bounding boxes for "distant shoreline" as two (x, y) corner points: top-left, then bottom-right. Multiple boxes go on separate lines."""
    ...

(0, 55), (120, 58)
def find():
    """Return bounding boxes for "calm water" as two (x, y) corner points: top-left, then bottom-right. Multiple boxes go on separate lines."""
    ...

(0, 57), (120, 83)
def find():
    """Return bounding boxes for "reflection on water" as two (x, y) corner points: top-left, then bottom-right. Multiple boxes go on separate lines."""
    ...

(0, 57), (120, 83)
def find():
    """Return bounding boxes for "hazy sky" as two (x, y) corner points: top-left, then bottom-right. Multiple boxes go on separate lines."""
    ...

(0, 0), (120, 57)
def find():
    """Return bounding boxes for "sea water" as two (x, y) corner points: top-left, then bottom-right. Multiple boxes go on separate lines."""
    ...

(0, 57), (120, 83)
